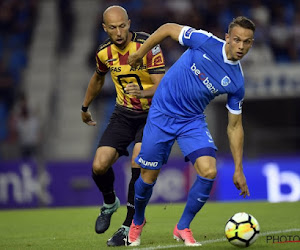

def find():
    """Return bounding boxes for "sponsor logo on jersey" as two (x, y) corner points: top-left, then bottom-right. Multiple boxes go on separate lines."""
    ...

(190, 63), (218, 94)
(151, 45), (161, 55)
(138, 157), (158, 167)
(184, 27), (195, 39)
(130, 65), (147, 71)
(206, 131), (213, 139)
(239, 99), (244, 110)
(110, 66), (121, 72)
(206, 131), (214, 143)
(221, 76), (231, 86)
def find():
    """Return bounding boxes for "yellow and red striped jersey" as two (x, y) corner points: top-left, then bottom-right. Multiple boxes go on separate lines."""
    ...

(95, 31), (165, 112)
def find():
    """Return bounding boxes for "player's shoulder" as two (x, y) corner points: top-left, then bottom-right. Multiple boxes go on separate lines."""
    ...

(132, 31), (150, 44)
(96, 38), (112, 53)
(205, 32), (224, 46)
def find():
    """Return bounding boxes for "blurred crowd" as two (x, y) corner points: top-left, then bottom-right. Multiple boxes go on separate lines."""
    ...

(1, 0), (300, 159)
(0, 0), (37, 146)
(88, 0), (300, 69)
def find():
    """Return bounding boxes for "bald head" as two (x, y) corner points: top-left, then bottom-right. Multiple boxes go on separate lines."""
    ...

(102, 5), (131, 49)
(103, 5), (128, 24)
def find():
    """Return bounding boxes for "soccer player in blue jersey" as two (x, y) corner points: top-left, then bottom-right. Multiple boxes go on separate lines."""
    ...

(127, 16), (255, 246)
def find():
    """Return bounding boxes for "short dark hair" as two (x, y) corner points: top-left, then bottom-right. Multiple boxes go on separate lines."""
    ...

(228, 16), (255, 34)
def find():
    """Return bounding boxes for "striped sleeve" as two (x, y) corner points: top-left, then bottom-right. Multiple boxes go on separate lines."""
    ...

(95, 53), (109, 75)
(146, 45), (165, 74)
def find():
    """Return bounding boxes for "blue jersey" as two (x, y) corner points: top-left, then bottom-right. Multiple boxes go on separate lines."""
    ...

(152, 26), (245, 119)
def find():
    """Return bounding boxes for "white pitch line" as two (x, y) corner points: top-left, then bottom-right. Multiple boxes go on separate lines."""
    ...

(260, 228), (300, 236)
(135, 228), (300, 250)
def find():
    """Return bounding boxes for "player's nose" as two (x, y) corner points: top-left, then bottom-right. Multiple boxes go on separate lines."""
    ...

(116, 27), (121, 35)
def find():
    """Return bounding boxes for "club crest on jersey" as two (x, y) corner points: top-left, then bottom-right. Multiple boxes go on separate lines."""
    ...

(221, 76), (231, 86)
(153, 54), (163, 66)
(184, 27), (195, 39)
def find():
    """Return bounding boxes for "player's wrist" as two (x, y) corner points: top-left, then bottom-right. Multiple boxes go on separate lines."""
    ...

(81, 105), (89, 112)
(136, 49), (145, 60)
(234, 167), (244, 174)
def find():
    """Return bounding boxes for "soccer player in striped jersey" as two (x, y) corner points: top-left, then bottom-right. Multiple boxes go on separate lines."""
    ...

(81, 5), (165, 246)
(127, 16), (255, 246)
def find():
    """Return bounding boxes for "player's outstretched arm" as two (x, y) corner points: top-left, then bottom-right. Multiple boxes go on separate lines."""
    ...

(128, 23), (183, 67)
(227, 112), (250, 198)
(81, 72), (105, 126)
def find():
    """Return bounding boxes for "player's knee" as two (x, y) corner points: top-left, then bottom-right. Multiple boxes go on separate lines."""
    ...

(92, 161), (110, 175)
(202, 167), (217, 179)
(141, 168), (159, 184)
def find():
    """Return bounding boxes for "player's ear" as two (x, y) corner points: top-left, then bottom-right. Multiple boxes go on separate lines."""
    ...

(225, 33), (230, 44)
(128, 19), (131, 28)
(102, 23), (107, 32)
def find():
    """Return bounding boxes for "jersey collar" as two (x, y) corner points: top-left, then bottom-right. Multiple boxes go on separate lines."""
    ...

(222, 42), (239, 65)
(111, 31), (134, 53)
(130, 31), (136, 41)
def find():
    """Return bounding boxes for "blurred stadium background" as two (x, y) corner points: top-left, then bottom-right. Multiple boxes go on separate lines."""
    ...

(0, 0), (299, 209)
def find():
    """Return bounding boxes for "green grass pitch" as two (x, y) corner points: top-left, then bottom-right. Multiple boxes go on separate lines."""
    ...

(0, 201), (299, 249)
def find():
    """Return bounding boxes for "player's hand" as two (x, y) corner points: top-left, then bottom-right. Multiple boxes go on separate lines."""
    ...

(125, 83), (144, 98)
(81, 110), (97, 126)
(233, 170), (250, 198)
(128, 52), (143, 68)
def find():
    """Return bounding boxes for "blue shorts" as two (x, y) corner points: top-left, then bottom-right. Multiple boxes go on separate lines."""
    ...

(135, 107), (217, 170)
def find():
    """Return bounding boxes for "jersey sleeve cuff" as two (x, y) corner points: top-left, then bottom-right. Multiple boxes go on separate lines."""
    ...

(178, 26), (190, 46)
(96, 68), (107, 76)
(226, 104), (242, 115)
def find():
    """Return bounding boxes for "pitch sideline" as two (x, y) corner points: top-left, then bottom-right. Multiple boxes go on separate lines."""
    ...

(137, 228), (300, 250)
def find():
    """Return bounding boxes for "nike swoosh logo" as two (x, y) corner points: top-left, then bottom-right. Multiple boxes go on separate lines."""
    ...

(203, 54), (211, 61)
(197, 198), (206, 203)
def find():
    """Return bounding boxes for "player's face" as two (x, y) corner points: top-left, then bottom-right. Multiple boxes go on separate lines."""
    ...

(103, 16), (131, 49)
(225, 26), (254, 61)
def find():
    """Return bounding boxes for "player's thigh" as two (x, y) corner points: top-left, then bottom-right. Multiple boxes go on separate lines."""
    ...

(93, 146), (119, 174)
(177, 118), (217, 158)
(141, 168), (160, 184)
(133, 141), (161, 183)
(137, 120), (175, 169)
(194, 156), (217, 179)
